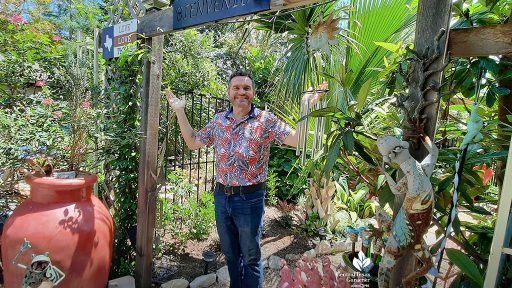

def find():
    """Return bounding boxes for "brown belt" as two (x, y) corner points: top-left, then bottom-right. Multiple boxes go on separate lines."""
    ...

(215, 182), (266, 195)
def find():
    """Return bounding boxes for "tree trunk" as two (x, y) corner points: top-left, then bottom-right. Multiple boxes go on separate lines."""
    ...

(391, 1), (451, 287)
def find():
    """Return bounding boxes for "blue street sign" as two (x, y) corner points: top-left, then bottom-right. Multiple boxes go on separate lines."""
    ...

(173, 0), (271, 30)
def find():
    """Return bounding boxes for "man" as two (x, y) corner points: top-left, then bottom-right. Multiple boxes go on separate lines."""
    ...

(166, 70), (325, 288)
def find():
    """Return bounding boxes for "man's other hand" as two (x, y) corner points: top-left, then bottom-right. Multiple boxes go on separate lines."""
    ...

(165, 89), (186, 110)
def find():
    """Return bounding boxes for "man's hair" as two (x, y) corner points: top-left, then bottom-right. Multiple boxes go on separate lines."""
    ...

(228, 70), (254, 88)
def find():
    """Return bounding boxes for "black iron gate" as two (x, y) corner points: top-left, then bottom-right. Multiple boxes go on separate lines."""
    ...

(162, 92), (230, 200)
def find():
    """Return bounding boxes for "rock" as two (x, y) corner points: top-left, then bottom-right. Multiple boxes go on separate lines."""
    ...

(285, 253), (301, 261)
(108, 276), (135, 288)
(161, 278), (189, 288)
(216, 265), (230, 285)
(328, 254), (344, 268)
(268, 255), (284, 270)
(303, 249), (316, 260)
(190, 273), (216, 288)
(332, 240), (350, 253)
(315, 240), (332, 255)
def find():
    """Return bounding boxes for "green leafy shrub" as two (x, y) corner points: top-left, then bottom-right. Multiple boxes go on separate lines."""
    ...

(265, 169), (279, 206)
(299, 210), (327, 236)
(0, 93), (68, 170)
(268, 146), (308, 200)
(161, 170), (215, 242)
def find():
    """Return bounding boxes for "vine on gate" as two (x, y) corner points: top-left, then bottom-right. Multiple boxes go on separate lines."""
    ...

(100, 46), (148, 277)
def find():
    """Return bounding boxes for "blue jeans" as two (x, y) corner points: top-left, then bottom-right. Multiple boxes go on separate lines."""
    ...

(214, 188), (265, 288)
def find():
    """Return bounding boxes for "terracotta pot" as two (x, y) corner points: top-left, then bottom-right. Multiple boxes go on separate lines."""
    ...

(1, 173), (114, 288)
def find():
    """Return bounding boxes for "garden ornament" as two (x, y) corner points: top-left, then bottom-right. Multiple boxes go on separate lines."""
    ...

(377, 135), (438, 288)
(459, 103), (483, 150)
(360, 228), (372, 255)
(344, 226), (365, 255)
(12, 239), (65, 287)
(353, 210), (392, 264)
(372, 238), (385, 263)
(296, 83), (328, 164)
(309, 13), (341, 55)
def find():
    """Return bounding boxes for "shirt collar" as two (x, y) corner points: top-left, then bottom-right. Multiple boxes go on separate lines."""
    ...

(224, 104), (260, 119)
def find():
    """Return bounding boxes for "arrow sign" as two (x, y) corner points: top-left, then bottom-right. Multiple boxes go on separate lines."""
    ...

(102, 19), (138, 59)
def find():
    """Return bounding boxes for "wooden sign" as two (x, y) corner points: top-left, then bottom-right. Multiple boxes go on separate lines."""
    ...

(102, 19), (138, 59)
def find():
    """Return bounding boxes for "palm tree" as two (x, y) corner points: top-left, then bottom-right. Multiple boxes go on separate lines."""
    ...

(259, 0), (417, 174)
(255, 1), (352, 103)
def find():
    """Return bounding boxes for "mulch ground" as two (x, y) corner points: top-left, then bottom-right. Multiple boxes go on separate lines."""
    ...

(153, 206), (313, 286)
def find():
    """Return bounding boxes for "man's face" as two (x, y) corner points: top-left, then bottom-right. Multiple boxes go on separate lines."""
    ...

(228, 76), (255, 110)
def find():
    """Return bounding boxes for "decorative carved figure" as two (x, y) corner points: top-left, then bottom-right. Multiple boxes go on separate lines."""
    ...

(377, 135), (438, 287)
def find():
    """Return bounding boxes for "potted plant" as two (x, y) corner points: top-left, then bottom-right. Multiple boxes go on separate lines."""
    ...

(1, 57), (114, 288)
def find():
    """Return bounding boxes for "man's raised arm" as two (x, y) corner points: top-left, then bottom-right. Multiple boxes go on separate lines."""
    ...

(165, 90), (205, 150)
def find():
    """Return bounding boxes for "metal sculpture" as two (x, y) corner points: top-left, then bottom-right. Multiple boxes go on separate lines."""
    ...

(12, 239), (65, 288)
(377, 135), (438, 287)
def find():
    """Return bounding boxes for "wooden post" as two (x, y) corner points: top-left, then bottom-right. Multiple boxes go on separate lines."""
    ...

(135, 35), (164, 288)
(409, 0), (451, 160)
(484, 137), (512, 287)
(448, 24), (512, 57)
(391, 1), (451, 287)
(94, 28), (100, 86)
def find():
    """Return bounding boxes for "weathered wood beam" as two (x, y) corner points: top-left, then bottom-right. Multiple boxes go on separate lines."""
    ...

(392, 0), (451, 287)
(135, 35), (164, 288)
(138, 0), (322, 37)
(448, 24), (512, 57)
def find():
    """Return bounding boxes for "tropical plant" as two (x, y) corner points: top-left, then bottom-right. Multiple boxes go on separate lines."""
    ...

(310, 0), (417, 177)
(446, 248), (485, 287)
(276, 199), (296, 228)
(268, 146), (308, 200)
(341, 0), (416, 102)
(255, 1), (352, 102)
(333, 174), (378, 220)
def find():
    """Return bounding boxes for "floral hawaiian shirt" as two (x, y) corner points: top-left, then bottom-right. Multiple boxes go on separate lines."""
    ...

(196, 105), (292, 186)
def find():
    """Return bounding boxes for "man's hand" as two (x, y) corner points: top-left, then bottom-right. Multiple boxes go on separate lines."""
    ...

(165, 89), (186, 111)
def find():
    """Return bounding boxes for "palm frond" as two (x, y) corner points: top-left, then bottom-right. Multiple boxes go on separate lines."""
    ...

(346, 0), (417, 98)
(255, 1), (353, 103)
